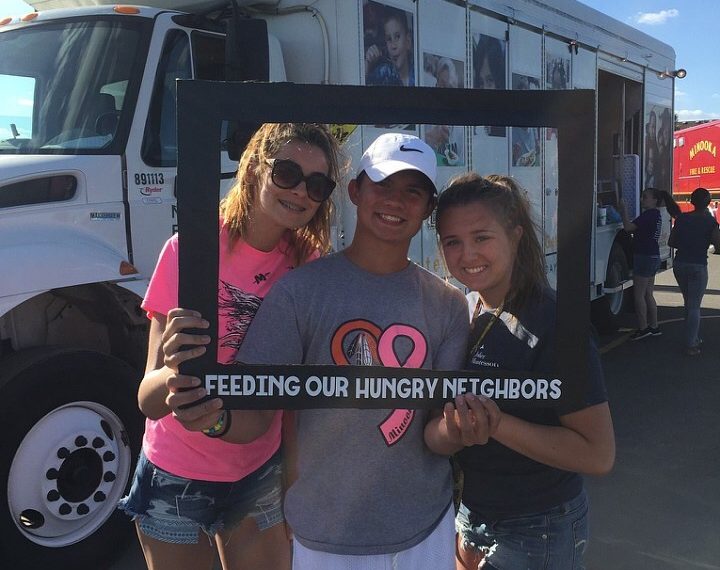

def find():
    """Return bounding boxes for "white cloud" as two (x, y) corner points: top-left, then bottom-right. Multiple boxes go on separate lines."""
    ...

(18, 98), (33, 107)
(675, 90), (686, 97)
(634, 9), (679, 25)
(676, 109), (720, 120)
(712, 93), (720, 99)
(677, 109), (703, 118)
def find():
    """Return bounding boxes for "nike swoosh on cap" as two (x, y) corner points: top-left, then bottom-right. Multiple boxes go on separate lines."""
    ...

(399, 144), (423, 152)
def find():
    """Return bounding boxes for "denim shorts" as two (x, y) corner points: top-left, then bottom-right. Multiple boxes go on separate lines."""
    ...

(118, 449), (284, 544)
(455, 490), (589, 570)
(633, 254), (660, 277)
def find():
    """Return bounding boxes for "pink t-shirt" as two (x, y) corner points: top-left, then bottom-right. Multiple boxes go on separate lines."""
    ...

(141, 225), (315, 481)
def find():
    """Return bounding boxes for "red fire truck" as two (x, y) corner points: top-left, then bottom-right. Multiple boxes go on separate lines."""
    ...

(673, 120), (720, 218)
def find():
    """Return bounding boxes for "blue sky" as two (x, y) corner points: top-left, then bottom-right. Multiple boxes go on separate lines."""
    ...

(580, 1), (718, 121)
(3, 0), (717, 121)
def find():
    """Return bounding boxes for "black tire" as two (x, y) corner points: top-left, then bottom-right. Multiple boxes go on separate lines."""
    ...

(0, 348), (143, 570)
(591, 243), (631, 334)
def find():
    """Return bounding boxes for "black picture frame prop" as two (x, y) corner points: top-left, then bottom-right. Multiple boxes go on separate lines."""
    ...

(176, 81), (595, 410)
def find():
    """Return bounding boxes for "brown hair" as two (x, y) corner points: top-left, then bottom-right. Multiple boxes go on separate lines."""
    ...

(220, 123), (345, 266)
(644, 187), (681, 218)
(436, 172), (547, 312)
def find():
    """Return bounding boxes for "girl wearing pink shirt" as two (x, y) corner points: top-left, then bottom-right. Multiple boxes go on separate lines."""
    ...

(119, 123), (343, 570)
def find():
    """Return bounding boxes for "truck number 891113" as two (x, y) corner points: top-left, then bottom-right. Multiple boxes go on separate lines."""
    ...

(134, 172), (165, 185)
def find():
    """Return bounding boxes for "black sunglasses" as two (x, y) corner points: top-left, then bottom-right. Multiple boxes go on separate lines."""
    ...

(266, 158), (336, 203)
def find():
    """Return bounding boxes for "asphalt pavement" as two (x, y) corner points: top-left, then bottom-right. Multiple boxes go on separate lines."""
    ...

(585, 254), (720, 570)
(108, 256), (720, 570)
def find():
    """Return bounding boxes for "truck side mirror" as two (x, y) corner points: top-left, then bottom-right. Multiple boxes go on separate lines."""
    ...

(225, 14), (269, 161)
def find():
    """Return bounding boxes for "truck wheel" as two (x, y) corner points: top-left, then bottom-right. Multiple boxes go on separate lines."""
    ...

(0, 348), (143, 569)
(591, 244), (631, 334)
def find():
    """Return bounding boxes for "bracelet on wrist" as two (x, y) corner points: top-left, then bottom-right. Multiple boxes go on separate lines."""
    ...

(202, 410), (231, 438)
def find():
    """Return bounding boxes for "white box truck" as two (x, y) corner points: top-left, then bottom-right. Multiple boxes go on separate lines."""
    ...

(0, 0), (679, 566)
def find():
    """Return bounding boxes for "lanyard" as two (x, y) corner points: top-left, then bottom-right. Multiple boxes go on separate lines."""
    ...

(469, 300), (504, 356)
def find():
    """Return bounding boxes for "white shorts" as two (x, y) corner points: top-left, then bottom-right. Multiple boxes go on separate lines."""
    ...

(291, 505), (455, 570)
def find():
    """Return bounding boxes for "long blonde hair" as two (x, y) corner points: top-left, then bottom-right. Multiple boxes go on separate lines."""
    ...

(220, 123), (344, 266)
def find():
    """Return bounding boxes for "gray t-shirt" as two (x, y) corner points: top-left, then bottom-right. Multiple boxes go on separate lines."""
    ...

(237, 252), (469, 555)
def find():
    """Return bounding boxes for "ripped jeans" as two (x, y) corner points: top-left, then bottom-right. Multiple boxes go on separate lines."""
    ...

(118, 449), (283, 544)
(455, 490), (588, 569)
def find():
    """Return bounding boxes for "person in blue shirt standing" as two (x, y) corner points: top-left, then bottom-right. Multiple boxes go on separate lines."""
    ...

(619, 187), (681, 340)
(668, 187), (720, 356)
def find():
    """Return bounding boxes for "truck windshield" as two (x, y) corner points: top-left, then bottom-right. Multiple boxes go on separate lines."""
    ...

(0, 17), (150, 154)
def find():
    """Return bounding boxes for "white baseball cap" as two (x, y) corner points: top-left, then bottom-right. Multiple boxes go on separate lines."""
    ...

(358, 133), (438, 193)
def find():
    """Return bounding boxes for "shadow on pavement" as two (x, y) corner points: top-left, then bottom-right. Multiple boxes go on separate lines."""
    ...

(586, 286), (720, 570)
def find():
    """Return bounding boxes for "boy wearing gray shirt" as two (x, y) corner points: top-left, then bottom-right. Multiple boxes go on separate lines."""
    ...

(238, 252), (468, 559)
(236, 134), (468, 568)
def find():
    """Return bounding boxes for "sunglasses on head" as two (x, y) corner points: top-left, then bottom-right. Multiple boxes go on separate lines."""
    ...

(266, 158), (336, 203)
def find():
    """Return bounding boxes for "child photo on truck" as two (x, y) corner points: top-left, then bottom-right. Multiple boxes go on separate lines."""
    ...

(364, 1), (415, 87)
